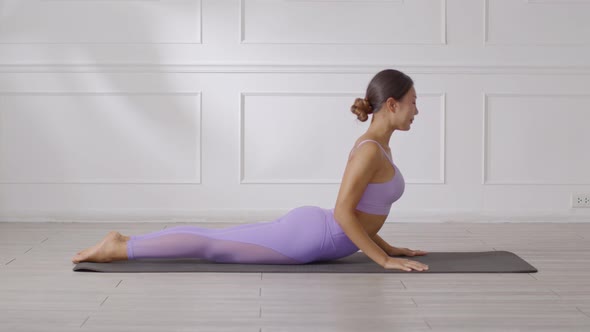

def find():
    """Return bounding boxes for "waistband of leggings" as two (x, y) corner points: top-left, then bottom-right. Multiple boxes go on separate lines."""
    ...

(322, 208), (345, 236)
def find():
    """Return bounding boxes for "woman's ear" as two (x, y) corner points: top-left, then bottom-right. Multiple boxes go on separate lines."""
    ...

(386, 97), (398, 112)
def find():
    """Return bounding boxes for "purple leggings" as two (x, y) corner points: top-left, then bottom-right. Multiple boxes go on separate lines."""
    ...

(126, 206), (359, 264)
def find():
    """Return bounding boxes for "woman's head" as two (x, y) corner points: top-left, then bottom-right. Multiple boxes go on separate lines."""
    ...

(350, 69), (417, 129)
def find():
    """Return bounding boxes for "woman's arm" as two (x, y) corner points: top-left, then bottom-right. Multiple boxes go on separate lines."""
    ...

(373, 234), (429, 257)
(333, 141), (429, 271)
(334, 211), (389, 267)
(333, 142), (390, 267)
(372, 233), (395, 255)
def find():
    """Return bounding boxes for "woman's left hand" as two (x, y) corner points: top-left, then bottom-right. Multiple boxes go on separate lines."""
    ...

(388, 246), (428, 257)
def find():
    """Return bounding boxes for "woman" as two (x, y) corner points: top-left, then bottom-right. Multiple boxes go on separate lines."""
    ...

(72, 69), (429, 272)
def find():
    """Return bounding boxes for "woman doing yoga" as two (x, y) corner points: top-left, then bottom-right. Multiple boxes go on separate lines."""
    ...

(72, 69), (429, 272)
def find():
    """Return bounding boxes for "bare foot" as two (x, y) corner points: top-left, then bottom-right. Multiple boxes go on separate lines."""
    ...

(72, 231), (129, 263)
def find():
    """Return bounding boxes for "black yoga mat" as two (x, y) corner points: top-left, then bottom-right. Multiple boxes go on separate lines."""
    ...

(73, 251), (537, 273)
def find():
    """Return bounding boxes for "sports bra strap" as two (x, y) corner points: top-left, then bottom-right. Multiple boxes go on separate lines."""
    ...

(349, 140), (393, 164)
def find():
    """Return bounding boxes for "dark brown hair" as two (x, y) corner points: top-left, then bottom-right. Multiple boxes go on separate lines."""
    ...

(350, 69), (414, 122)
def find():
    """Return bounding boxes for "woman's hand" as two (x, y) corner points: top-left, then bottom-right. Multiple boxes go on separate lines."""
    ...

(383, 256), (429, 272)
(388, 246), (428, 257)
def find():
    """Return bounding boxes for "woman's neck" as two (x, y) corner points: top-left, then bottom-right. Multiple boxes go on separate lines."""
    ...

(366, 122), (394, 148)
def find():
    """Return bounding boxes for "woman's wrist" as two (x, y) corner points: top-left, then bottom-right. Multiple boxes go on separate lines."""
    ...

(378, 253), (390, 267)
(386, 245), (397, 256)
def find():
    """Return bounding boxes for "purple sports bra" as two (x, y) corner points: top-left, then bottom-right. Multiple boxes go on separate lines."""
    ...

(349, 140), (405, 216)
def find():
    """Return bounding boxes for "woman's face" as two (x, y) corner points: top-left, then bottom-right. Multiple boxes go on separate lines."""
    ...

(388, 86), (419, 130)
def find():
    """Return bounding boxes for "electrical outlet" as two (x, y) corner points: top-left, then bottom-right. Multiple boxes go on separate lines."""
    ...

(572, 194), (590, 208)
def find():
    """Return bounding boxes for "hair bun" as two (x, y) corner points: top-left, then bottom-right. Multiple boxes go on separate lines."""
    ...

(350, 97), (372, 122)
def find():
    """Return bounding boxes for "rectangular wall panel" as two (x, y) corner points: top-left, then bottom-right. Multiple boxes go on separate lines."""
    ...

(484, 94), (590, 184)
(241, 0), (446, 44)
(486, 0), (590, 45)
(0, 93), (201, 183)
(240, 92), (445, 184)
(240, 92), (361, 184)
(0, 0), (202, 44)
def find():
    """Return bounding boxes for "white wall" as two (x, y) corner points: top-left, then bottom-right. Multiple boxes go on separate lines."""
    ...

(0, 0), (589, 222)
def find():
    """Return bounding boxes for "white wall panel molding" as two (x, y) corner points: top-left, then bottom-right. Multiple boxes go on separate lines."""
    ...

(0, 0), (202, 44)
(525, 0), (590, 4)
(2, 64), (590, 75)
(0, 92), (202, 184)
(485, 0), (590, 45)
(240, 0), (447, 45)
(240, 92), (445, 185)
(482, 93), (590, 185)
(239, 92), (358, 184)
(428, 93), (446, 185)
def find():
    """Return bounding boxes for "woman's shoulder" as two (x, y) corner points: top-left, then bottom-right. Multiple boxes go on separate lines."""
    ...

(352, 136), (373, 149)
(349, 137), (382, 161)
(352, 137), (391, 153)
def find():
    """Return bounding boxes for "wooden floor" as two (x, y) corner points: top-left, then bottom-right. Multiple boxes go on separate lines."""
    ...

(1, 220), (590, 332)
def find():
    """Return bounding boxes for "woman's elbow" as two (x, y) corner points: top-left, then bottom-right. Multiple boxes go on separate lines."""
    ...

(333, 206), (357, 223)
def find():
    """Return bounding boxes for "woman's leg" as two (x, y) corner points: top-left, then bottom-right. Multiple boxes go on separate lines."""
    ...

(72, 206), (329, 264)
(125, 224), (302, 264)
